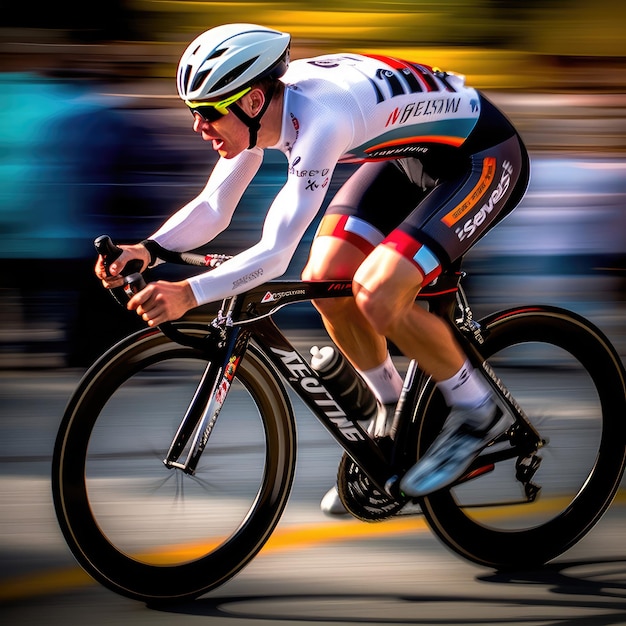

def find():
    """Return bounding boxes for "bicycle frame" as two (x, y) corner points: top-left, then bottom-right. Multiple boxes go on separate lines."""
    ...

(161, 270), (544, 497)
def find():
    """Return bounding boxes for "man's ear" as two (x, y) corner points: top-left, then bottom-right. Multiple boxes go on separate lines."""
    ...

(246, 88), (265, 117)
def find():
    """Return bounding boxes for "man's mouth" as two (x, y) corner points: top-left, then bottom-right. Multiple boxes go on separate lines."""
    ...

(212, 139), (225, 151)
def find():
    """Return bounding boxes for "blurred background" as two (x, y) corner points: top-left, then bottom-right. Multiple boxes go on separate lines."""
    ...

(1, 0), (625, 366)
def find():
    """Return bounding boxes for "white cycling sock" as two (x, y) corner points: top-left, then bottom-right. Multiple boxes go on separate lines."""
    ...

(358, 353), (403, 405)
(437, 359), (492, 414)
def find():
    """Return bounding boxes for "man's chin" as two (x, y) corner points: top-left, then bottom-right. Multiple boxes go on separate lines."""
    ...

(212, 139), (238, 158)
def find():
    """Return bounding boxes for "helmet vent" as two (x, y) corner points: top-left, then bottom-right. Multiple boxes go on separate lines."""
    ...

(212, 57), (258, 92)
(207, 48), (227, 60)
(182, 65), (193, 93)
(191, 69), (212, 93)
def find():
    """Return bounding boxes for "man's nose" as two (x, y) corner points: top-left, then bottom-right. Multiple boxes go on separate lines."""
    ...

(192, 113), (203, 132)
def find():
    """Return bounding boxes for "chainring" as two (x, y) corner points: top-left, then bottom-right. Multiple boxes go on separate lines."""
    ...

(336, 452), (407, 521)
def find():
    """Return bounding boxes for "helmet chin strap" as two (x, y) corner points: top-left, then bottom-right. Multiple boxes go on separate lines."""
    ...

(229, 82), (276, 149)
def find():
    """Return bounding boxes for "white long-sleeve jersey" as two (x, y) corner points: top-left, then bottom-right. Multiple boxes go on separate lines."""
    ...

(149, 53), (481, 306)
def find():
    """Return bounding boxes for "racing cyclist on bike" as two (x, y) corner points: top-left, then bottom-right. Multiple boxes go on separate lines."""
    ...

(96, 23), (530, 514)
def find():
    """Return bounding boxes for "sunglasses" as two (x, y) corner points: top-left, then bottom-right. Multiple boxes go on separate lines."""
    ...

(186, 87), (252, 123)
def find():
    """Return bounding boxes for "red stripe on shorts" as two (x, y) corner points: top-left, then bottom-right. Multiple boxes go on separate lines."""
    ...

(317, 214), (375, 256)
(382, 230), (442, 284)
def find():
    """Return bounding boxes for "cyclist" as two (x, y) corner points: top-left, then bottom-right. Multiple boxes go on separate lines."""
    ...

(96, 23), (530, 514)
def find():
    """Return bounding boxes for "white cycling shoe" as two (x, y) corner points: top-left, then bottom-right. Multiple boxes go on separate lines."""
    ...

(321, 402), (396, 517)
(320, 486), (350, 516)
(400, 399), (506, 497)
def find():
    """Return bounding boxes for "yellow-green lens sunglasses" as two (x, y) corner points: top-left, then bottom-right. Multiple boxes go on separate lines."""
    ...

(186, 87), (252, 123)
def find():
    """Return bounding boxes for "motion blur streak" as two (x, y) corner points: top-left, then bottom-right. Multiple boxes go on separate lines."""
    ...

(6, 493), (626, 603)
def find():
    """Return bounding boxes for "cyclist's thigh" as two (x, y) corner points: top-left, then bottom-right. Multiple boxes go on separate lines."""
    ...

(303, 235), (365, 280)
(309, 160), (427, 274)
(392, 133), (529, 270)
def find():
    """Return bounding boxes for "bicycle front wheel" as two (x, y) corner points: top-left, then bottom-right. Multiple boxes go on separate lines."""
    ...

(52, 324), (296, 603)
(417, 306), (626, 569)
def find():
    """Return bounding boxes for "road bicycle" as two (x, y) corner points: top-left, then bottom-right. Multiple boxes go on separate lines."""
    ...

(52, 235), (626, 604)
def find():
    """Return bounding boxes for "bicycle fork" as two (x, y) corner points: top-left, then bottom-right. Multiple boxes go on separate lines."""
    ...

(162, 321), (249, 476)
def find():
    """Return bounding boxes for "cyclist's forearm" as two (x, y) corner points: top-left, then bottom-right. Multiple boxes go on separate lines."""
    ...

(187, 240), (297, 306)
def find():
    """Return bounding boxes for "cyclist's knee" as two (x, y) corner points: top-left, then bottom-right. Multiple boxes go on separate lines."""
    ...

(301, 263), (324, 282)
(354, 285), (401, 336)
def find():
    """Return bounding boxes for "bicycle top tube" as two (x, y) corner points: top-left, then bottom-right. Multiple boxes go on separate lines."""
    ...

(224, 264), (465, 326)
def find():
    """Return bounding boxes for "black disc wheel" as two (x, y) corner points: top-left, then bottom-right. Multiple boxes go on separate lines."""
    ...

(417, 306), (626, 569)
(52, 325), (296, 603)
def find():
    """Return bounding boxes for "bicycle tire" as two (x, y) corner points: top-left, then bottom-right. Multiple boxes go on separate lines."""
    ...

(52, 323), (297, 603)
(416, 305), (626, 569)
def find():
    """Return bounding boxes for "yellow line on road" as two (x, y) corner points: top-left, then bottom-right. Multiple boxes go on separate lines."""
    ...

(2, 492), (624, 603)
(0, 517), (428, 603)
(267, 515), (428, 552)
(1, 566), (94, 603)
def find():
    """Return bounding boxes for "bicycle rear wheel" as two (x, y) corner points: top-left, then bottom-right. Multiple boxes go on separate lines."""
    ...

(52, 324), (296, 603)
(417, 306), (626, 569)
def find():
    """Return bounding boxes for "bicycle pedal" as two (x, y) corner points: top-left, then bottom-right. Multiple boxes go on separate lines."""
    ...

(515, 454), (542, 483)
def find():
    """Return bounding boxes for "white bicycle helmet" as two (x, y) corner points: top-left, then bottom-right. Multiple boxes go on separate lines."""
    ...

(177, 23), (291, 102)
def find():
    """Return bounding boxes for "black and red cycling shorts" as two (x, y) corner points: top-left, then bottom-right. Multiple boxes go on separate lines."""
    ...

(317, 93), (530, 284)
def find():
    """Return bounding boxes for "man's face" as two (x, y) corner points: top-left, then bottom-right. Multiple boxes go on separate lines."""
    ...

(192, 110), (249, 158)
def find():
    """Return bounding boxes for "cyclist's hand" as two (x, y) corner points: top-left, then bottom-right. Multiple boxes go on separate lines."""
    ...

(95, 243), (150, 288)
(127, 280), (198, 326)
